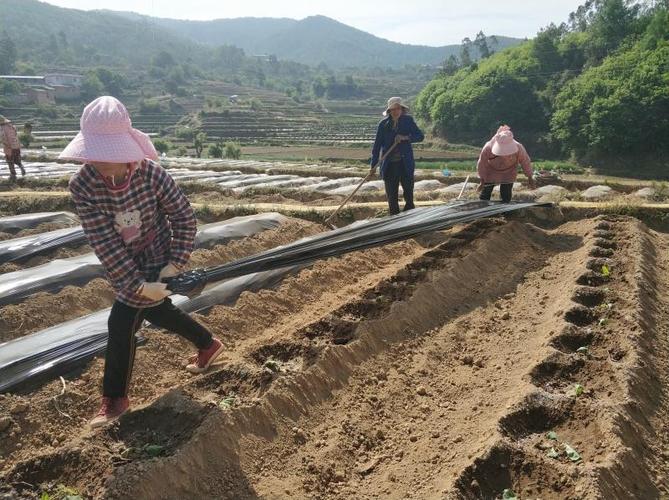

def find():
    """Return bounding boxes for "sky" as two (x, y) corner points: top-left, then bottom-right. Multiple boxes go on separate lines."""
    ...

(41, 0), (587, 46)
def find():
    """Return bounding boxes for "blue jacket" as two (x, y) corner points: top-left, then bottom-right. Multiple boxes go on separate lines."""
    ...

(370, 114), (424, 179)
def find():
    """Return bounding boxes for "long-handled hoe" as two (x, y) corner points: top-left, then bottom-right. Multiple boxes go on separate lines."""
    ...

(324, 138), (401, 229)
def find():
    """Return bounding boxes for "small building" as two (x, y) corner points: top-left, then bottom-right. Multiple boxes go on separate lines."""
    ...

(0, 73), (82, 104)
(51, 84), (80, 101)
(44, 73), (83, 87)
(26, 86), (55, 105)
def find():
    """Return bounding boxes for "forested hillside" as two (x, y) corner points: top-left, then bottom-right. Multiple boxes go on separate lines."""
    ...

(112, 12), (521, 68)
(415, 0), (669, 170)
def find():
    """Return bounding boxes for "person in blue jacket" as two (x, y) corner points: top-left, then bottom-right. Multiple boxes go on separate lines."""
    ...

(370, 97), (424, 215)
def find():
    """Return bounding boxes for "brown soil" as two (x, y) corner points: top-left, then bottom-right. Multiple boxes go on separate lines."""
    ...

(1, 213), (669, 500)
(0, 219), (321, 343)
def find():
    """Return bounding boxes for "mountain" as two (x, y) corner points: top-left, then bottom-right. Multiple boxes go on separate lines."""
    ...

(108, 12), (523, 68)
(0, 0), (214, 69)
(0, 0), (522, 72)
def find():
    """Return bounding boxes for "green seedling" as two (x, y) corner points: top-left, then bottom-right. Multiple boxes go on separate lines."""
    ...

(502, 489), (519, 500)
(219, 395), (236, 410)
(546, 431), (558, 440)
(263, 358), (280, 372)
(571, 384), (585, 397)
(547, 447), (560, 459)
(144, 444), (165, 457)
(576, 346), (589, 355)
(601, 265), (610, 277)
(564, 443), (582, 462)
(41, 485), (83, 500)
(599, 318), (607, 326)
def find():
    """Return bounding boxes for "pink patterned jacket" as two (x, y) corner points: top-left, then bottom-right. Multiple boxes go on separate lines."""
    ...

(477, 141), (533, 184)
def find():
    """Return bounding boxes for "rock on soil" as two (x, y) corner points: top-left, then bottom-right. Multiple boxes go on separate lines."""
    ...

(582, 185), (614, 200)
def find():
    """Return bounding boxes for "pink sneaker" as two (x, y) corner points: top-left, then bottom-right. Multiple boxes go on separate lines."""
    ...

(89, 396), (129, 429)
(186, 338), (224, 374)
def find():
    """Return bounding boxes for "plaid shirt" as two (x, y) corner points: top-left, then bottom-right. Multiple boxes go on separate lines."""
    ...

(69, 159), (196, 308)
(1, 123), (20, 151)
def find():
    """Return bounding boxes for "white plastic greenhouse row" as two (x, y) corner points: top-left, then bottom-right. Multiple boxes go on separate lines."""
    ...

(2, 161), (653, 200)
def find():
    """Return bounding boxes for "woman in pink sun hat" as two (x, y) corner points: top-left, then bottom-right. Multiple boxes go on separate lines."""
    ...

(476, 125), (535, 202)
(61, 96), (224, 429)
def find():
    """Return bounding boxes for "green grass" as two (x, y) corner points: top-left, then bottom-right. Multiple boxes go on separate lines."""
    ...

(415, 159), (586, 175)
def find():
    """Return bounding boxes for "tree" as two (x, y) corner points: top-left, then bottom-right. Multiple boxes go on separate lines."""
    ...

(93, 68), (125, 96)
(58, 30), (68, 48)
(208, 143), (223, 158)
(0, 32), (17, 74)
(441, 55), (460, 75)
(81, 73), (104, 100)
(474, 31), (491, 59)
(194, 132), (207, 158)
(312, 79), (326, 98)
(551, 27), (669, 160)
(460, 37), (473, 66)
(215, 45), (245, 70)
(585, 0), (640, 64)
(153, 50), (176, 68)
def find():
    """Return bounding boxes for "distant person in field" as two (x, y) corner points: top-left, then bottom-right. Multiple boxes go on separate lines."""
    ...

(477, 125), (535, 202)
(0, 115), (25, 181)
(60, 96), (224, 429)
(370, 97), (424, 215)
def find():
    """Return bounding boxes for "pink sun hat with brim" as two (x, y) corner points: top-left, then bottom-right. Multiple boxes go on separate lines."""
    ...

(491, 128), (519, 156)
(59, 96), (158, 163)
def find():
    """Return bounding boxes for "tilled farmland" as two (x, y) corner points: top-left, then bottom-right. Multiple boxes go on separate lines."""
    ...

(0, 169), (668, 500)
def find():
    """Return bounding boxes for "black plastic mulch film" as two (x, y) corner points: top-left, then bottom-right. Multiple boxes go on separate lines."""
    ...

(0, 211), (79, 234)
(0, 213), (287, 307)
(164, 201), (546, 294)
(0, 201), (547, 393)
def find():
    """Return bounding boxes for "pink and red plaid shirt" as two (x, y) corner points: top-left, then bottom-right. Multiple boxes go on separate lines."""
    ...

(69, 159), (196, 308)
(1, 123), (20, 154)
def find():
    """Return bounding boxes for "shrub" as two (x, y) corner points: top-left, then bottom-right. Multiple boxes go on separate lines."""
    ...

(153, 139), (171, 155)
(19, 132), (33, 148)
(249, 98), (262, 111)
(175, 126), (195, 141)
(208, 143), (224, 158)
(224, 141), (241, 159)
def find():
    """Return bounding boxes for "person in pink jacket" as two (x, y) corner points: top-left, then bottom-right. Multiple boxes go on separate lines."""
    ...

(0, 115), (25, 181)
(477, 125), (535, 202)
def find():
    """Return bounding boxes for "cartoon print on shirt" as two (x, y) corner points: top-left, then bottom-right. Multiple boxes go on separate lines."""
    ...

(114, 210), (142, 244)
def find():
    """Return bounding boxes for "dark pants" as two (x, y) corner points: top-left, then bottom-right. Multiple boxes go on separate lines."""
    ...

(479, 183), (513, 203)
(103, 298), (213, 398)
(383, 160), (415, 215)
(4, 149), (23, 178)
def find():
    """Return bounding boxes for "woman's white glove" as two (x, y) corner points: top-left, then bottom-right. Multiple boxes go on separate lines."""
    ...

(158, 262), (182, 280)
(137, 282), (171, 301)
